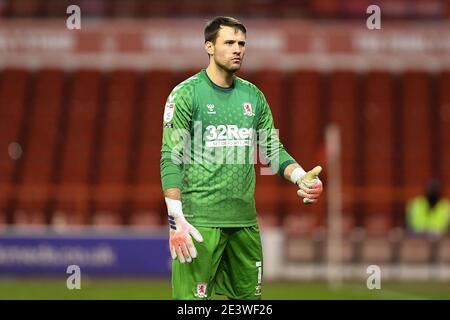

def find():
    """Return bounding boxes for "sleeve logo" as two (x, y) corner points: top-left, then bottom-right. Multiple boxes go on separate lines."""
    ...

(163, 103), (175, 123)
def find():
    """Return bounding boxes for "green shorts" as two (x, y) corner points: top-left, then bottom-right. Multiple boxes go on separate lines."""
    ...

(171, 224), (263, 300)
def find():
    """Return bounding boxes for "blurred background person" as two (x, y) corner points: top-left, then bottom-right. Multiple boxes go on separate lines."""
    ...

(406, 179), (450, 238)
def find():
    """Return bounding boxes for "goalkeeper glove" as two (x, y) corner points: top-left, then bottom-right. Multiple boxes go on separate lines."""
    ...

(290, 166), (323, 204)
(165, 197), (203, 263)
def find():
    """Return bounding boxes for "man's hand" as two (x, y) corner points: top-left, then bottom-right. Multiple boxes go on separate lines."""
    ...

(166, 198), (203, 263)
(293, 166), (323, 204)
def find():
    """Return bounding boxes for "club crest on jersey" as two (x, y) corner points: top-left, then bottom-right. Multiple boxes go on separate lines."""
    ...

(194, 283), (208, 298)
(163, 103), (175, 123)
(243, 102), (254, 116)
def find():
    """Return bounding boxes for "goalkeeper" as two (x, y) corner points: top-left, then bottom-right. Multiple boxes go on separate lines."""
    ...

(160, 16), (323, 300)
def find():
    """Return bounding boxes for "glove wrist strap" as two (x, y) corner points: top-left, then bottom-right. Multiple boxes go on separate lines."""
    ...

(165, 197), (184, 219)
(290, 167), (306, 184)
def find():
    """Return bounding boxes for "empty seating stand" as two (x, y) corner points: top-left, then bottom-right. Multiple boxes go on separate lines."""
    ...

(93, 70), (138, 226)
(362, 71), (395, 216)
(284, 70), (324, 225)
(0, 66), (447, 237)
(15, 69), (65, 225)
(0, 69), (30, 225)
(400, 71), (433, 197)
(360, 213), (396, 264)
(438, 71), (450, 195)
(398, 235), (436, 265)
(131, 70), (175, 226)
(55, 70), (103, 225)
(436, 236), (450, 264)
(327, 71), (359, 218)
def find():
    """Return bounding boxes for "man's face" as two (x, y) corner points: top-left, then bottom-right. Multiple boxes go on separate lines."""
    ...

(206, 26), (246, 73)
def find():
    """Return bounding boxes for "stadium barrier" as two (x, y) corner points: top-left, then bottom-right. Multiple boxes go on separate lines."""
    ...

(0, 228), (170, 276)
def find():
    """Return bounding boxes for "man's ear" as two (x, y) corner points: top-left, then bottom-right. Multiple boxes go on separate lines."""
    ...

(204, 41), (214, 56)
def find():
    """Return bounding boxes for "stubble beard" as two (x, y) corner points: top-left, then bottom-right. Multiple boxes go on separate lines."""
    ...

(214, 57), (241, 74)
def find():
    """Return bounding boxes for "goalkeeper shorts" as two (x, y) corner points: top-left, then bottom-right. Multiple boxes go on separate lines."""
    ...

(171, 224), (263, 300)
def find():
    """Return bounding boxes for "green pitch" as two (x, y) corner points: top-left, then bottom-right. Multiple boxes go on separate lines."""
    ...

(1, 278), (450, 300)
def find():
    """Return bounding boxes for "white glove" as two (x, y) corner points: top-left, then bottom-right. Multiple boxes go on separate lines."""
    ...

(165, 198), (203, 263)
(291, 166), (323, 204)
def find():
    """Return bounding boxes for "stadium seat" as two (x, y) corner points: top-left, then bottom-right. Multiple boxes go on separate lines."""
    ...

(111, 0), (139, 17)
(93, 70), (138, 225)
(285, 214), (323, 263)
(360, 234), (395, 264)
(55, 70), (103, 225)
(438, 71), (450, 192)
(43, 0), (71, 17)
(322, 213), (358, 263)
(285, 212), (356, 263)
(130, 70), (175, 226)
(436, 236), (450, 264)
(285, 235), (318, 263)
(15, 69), (66, 225)
(288, 70), (322, 169)
(400, 71), (433, 197)
(0, 69), (30, 185)
(328, 71), (359, 217)
(0, 69), (30, 224)
(9, 0), (41, 17)
(309, 0), (341, 18)
(143, 0), (176, 17)
(284, 212), (315, 237)
(283, 71), (324, 222)
(398, 235), (434, 264)
(362, 71), (395, 216)
(363, 212), (393, 236)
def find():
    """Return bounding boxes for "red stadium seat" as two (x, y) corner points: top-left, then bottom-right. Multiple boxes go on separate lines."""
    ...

(363, 212), (393, 236)
(285, 235), (318, 263)
(360, 235), (395, 264)
(130, 70), (176, 226)
(438, 71), (450, 195)
(9, 0), (41, 17)
(43, 0), (72, 17)
(288, 71), (322, 169)
(328, 71), (358, 216)
(111, 0), (139, 17)
(284, 70), (324, 223)
(55, 70), (103, 225)
(93, 70), (138, 225)
(362, 71), (395, 215)
(0, 69), (30, 224)
(398, 235), (434, 264)
(436, 236), (450, 264)
(309, 0), (341, 18)
(400, 71), (433, 197)
(15, 69), (66, 225)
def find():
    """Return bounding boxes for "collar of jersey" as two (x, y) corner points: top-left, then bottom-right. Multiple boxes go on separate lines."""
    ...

(202, 69), (235, 92)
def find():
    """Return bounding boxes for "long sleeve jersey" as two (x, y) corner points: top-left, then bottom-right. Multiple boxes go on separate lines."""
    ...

(160, 69), (296, 227)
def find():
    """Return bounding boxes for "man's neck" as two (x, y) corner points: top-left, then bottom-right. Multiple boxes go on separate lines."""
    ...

(205, 64), (234, 88)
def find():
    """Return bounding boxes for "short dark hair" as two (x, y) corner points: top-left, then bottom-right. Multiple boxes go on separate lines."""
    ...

(204, 16), (246, 44)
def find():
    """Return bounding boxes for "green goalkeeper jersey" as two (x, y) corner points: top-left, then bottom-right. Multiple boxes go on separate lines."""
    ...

(160, 69), (296, 227)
